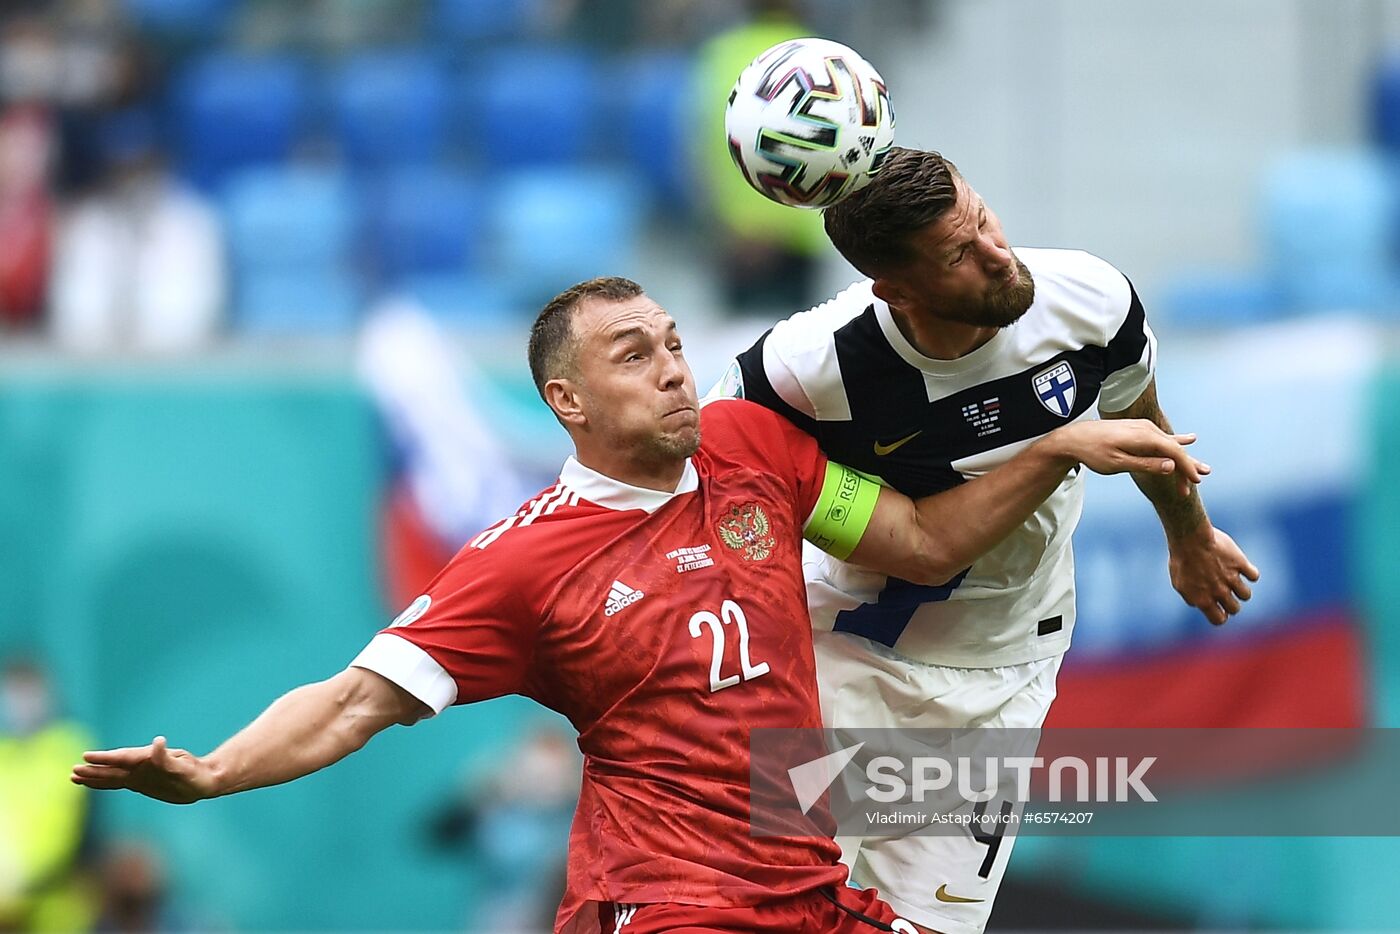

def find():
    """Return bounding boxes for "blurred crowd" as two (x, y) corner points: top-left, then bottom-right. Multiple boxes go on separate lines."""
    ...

(4, 0), (1399, 345)
(0, 0), (912, 354)
(0, 645), (580, 934)
(0, 656), (185, 933)
(426, 727), (581, 932)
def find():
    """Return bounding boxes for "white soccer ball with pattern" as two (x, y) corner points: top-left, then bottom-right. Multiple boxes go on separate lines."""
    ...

(725, 37), (895, 209)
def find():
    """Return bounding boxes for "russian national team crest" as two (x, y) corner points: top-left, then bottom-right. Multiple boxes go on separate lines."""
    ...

(1033, 361), (1077, 418)
(718, 502), (774, 561)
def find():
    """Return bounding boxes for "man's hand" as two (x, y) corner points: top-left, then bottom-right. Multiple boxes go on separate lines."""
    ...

(70, 671), (427, 804)
(71, 735), (221, 805)
(1046, 418), (1209, 494)
(1099, 379), (1262, 626)
(1167, 523), (1260, 626)
(846, 419), (1209, 586)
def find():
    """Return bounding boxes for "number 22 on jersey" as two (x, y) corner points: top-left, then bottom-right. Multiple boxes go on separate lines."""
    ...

(688, 599), (770, 692)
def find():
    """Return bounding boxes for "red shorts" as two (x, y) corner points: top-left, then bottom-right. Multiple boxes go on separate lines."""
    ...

(600, 886), (915, 933)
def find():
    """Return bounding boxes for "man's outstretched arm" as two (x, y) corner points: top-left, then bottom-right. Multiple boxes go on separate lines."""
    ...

(1102, 379), (1260, 625)
(70, 666), (429, 804)
(813, 418), (1208, 587)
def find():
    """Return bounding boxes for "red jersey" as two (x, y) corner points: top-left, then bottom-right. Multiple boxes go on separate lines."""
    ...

(351, 399), (848, 933)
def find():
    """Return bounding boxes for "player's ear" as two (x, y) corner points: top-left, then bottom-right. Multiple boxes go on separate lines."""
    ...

(870, 276), (907, 309)
(544, 378), (587, 428)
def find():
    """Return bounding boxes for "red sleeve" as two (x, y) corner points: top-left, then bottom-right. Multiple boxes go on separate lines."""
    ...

(699, 398), (829, 520)
(352, 540), (539, 713)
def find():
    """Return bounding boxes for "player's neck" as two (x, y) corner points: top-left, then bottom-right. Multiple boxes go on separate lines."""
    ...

(891, 308), (997, 360)
(574, 446), (688, 494)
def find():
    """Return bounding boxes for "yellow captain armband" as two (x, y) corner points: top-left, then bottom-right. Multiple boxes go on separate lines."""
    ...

(803, 461), (882, 561)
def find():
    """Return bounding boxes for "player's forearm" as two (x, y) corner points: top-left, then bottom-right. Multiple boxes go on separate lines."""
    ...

(905, 439), (1075, 583)
(203, 671), (397, 797)
(1131, 468), (1209, 542)
(1103, 383), (1209, 541)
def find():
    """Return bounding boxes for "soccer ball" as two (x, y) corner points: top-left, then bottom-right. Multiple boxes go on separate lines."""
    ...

(725, 37), (896, 209)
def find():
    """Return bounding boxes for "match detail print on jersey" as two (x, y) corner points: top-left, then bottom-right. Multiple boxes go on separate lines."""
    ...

(804, 461), (881, 561)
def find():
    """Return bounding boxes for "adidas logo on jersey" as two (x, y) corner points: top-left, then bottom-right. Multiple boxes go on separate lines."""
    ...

(604, 580), (645, 617)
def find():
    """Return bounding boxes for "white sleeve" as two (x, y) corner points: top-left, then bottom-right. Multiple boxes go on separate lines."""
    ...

(1096, 266), (1158, 413)
(758, 279), (881, 420)
(760, 329), (820, 417)
(350, 633), (458, 715)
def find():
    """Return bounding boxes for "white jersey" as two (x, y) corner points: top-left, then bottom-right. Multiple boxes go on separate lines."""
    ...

(718, 248), (1156, 667)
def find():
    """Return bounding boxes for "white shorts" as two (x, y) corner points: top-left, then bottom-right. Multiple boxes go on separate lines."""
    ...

(814, 630), (1063, 934)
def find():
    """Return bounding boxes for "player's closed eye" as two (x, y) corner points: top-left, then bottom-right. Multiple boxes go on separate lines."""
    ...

(949, 215), (993, 268)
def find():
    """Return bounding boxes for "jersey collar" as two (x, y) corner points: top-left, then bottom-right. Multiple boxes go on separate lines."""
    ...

(873, 296), (1011, 376)
(559, 455), (699, 513)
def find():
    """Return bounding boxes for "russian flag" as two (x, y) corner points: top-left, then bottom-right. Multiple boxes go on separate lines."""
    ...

(1048, 318), (1377, 734)
(357, 300), (533, 609)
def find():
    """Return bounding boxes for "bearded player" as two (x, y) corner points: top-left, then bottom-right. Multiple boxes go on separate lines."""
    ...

(712, 148), (1261, 933)
(72, 277), (1207, 933)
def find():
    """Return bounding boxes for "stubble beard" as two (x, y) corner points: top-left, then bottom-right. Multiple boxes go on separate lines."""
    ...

(643, 425), (701, 461)
(582, 387), (702, 466)
(940, 257), (1036, 328)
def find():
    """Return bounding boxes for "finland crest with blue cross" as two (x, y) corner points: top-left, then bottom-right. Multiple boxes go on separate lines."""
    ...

(1033, 360), (1077, 417)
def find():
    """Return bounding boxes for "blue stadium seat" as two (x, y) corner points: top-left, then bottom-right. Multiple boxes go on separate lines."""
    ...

(222, 166), (357, 271)
(123, 0), (235, 36)
(472, 47), (600, 166)
(235, 269), (362, 334)
(399, 272), (519, 323)
(223, 166), (363, 333)
(613, 52), (695, 206)
(369, 167), (484, 281)
(333, 53), (449, 168)
(174, 54), (308, 189)
(1159, 273), (1284, 327)
(432, 0), (541, 42)
(488, 166), (647, 304)
(1371, 55), (1400, 156)
(1261, 150), (1400, 312)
